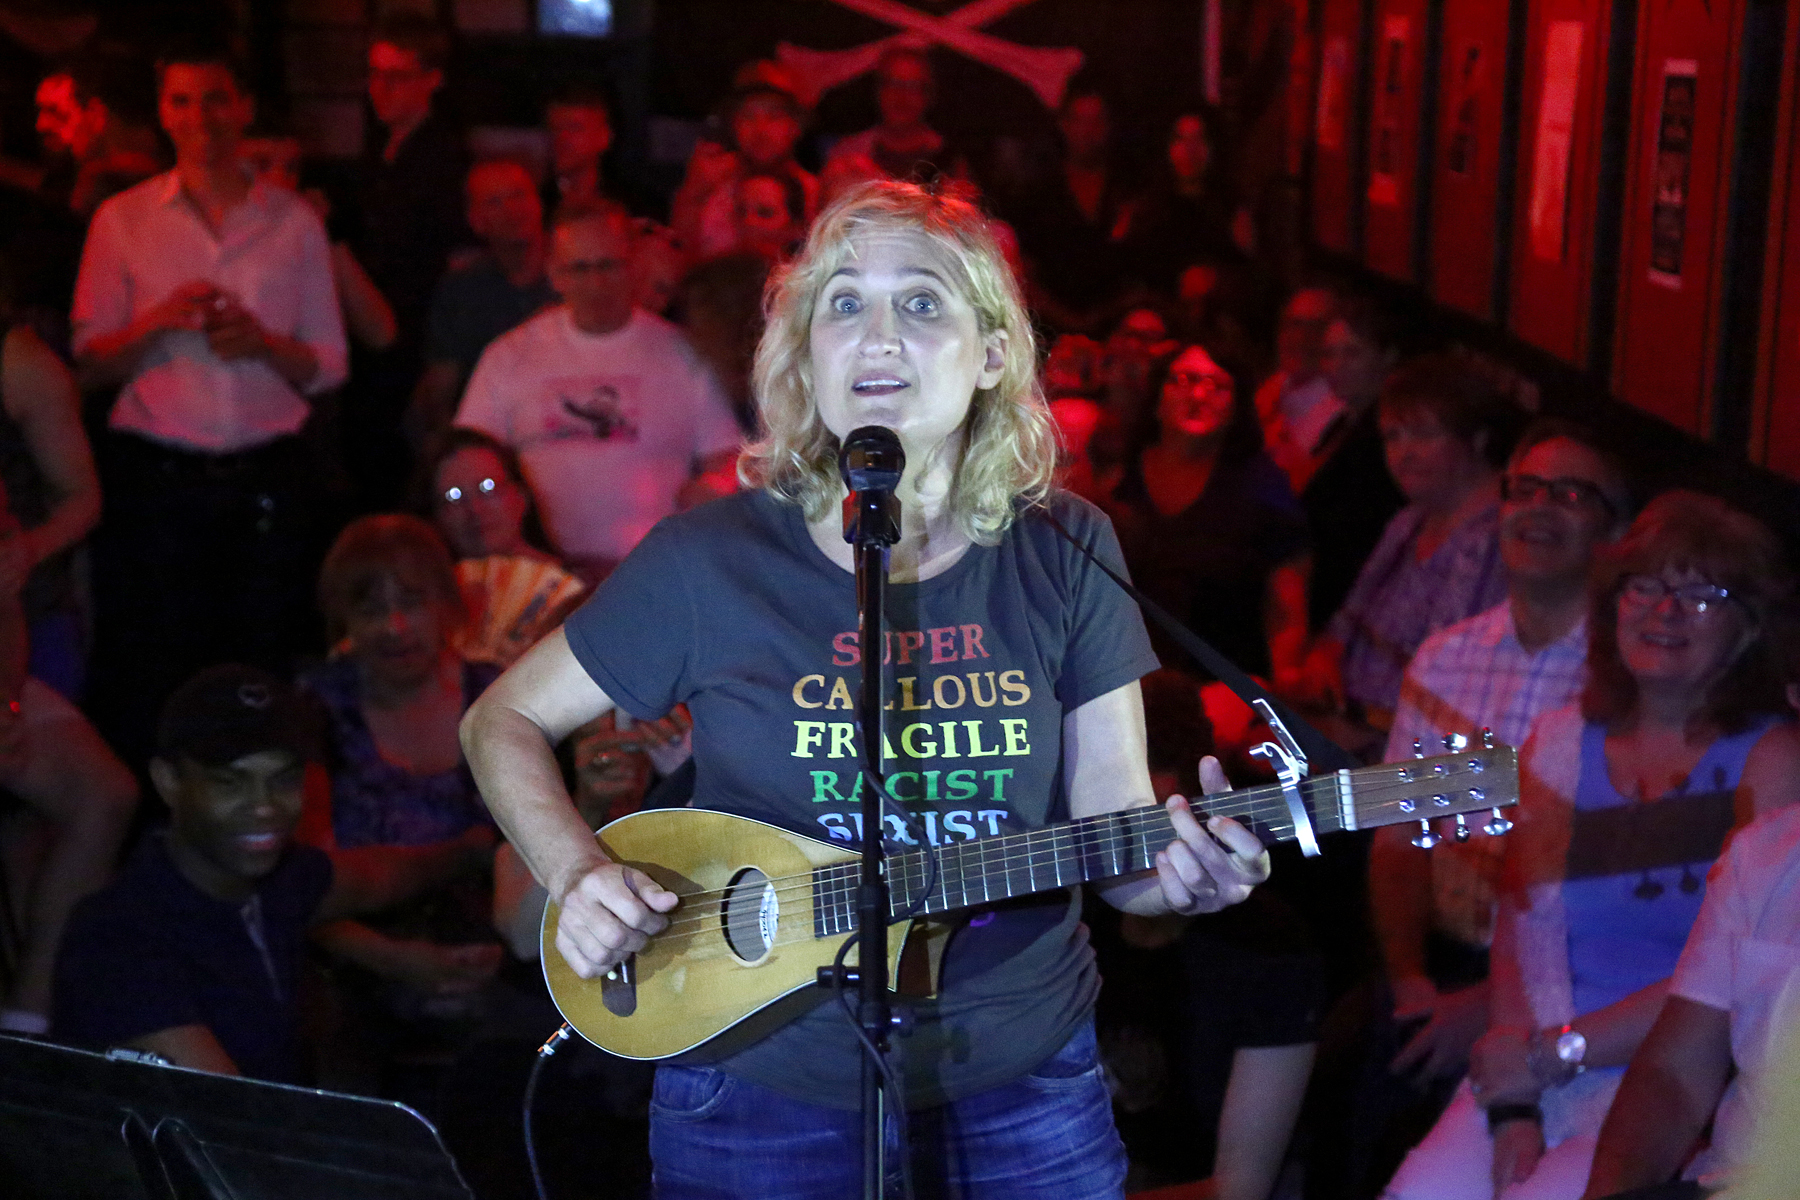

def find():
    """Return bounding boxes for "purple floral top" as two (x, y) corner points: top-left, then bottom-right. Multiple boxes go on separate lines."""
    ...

(300, 658), (499, 849)
(1327, 501), (1506, 715)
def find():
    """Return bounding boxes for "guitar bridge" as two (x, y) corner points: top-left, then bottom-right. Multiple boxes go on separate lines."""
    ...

(602, 956), (637, 1016)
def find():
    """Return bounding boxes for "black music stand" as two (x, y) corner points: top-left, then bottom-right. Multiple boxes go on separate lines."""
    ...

(0, 1034), (474, 1200)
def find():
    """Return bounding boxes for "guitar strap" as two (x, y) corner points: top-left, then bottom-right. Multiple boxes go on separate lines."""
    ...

(1037, 504), (1360, 774)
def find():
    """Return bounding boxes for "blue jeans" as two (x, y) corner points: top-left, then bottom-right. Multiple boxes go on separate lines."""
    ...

(648, 1020), (1127, 1199)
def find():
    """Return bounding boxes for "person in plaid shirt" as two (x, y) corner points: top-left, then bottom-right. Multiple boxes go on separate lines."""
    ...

(1311, 419), (1633, 1199)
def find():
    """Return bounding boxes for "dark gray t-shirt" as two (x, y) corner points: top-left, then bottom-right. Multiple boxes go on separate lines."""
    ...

(425, 253), (558, 375)
(564, 487), (1158, 1108)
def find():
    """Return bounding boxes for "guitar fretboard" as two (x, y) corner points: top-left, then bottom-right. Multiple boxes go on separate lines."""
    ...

(808, 777), (1348, 937)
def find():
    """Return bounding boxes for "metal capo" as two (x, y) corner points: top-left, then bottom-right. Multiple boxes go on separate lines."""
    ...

(1249, 699), (1320, 857)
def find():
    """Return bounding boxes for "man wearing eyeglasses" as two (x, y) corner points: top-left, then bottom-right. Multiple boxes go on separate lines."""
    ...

(1312, 419), (1634, 1197)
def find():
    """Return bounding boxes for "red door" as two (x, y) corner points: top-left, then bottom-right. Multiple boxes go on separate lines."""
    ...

(1610, 0), (1747, 435)
(1428, 0), (1517, 318)
(1363, 0), (1432, 281)
(1507, 0), (1620, 367)
(1311, 0), (1368, 254)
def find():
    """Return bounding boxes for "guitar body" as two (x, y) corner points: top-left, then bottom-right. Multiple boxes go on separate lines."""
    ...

(542, 808), (888, 1060)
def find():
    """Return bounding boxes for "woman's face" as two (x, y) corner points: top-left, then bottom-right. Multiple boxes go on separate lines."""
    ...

(1167, 114), (1210, 184)
(1159, 346), (1235, 442)
(343, 570), (451, 686)
(732, 95), (801, 169)
(1379, 403), (1481, 508)
(1322, 318), (1389, 407)
(736, 176), (794, 255)
(1615, 566), (1754, 697)
(433, 447), (530, 559)
(808, 228), (1004, 466)
(632, 231), (685, 317)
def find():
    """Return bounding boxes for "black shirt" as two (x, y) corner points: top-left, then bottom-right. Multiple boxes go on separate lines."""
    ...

(1105, 449), (1310, 679)
(1005, 162), (1139, 321)
(1299, 408), (1406, 631)
(425, 253), (559, 377)
(54, 834), (334, 1084)
(354, 111), (472, 342)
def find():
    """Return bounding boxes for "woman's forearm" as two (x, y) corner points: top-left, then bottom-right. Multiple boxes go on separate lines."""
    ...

(462, 697), (609, 901)
(76, 318), (164, 390)
(23, 497), (100, 570)
(331, 242), (398, 351)
(1486, 897), (1536, 1029)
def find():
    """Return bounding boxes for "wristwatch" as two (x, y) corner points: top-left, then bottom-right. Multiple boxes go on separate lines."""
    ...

(1555, 1025), (1588, 1072)
(1528, 1023), (1587, 1087)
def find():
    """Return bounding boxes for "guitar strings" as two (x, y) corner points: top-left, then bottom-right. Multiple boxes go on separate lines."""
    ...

(628, 759), (1504, 916)
(631, 763), (1512, 929)
(606, 766), (1515, 938)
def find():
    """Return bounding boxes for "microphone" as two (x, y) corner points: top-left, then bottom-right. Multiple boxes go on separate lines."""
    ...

(838, 426), (904, 493)
(839, 426), (904, 547)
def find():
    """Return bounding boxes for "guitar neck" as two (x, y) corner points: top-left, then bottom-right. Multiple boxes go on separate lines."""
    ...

(813, 776), (1336, 932)
(808, 746), (1517, 936)
(888, 776), (1347, 914)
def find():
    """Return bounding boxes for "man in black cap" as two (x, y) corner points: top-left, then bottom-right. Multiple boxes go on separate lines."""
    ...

(52, 664), (491, 1082)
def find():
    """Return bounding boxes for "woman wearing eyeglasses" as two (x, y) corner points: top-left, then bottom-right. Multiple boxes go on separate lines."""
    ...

(1381, 490), (1800, 1200)
(425, 428), (585, 669)
(1101, 343), (1311, 695)
(424, 428), (683, 831)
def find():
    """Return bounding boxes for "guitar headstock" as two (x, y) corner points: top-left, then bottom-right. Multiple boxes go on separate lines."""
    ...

(1348, 732), (1520, 846)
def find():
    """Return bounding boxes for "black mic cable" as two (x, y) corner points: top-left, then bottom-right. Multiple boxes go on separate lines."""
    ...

(523, 1022), (572, 1200)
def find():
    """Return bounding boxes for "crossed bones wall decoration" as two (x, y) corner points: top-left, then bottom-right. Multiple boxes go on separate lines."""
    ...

(775, 0), (1085, 111)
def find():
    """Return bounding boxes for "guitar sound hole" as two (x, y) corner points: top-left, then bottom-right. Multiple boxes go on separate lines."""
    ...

(721, 867), (779, 965)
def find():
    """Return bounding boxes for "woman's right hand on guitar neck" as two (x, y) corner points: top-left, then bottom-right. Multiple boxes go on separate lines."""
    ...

(554, 860), (681, 978)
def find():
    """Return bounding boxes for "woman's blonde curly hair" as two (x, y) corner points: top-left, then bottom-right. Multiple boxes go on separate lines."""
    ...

(738, 179), (1056, 544)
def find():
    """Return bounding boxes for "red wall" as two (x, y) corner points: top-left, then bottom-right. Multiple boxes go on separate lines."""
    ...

(1427, 0), (1515, 319)
(1754, 9), (1800, 477)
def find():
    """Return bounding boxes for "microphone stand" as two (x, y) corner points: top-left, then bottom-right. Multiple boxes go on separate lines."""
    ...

(837, 427), (904, 1199)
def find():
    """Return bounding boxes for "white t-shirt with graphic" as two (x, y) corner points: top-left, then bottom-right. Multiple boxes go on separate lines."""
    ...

(455, 306), (741, 564)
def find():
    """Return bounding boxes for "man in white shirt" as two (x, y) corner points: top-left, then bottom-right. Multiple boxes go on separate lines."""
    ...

(71, 42), (346, 767)
(1580, 799), (1800, 1199)
(455, 202), (740, 582)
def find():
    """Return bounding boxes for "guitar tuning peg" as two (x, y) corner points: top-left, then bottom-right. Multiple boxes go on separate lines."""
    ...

(1483, 808), (1514, 837)
(1443, 732), (1469, 752)
(1412, 738), (1425, 759)
(1411, 820), (1441, 850)
(1481, 728), (1496, 749)
(1453, 814), (1470, 842)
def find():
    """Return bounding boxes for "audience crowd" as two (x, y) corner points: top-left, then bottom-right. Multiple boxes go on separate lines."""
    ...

(2, 15), (1799, 1200)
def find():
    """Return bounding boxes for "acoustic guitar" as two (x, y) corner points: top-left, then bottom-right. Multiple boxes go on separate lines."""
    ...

(543, 742), (1519, 1059)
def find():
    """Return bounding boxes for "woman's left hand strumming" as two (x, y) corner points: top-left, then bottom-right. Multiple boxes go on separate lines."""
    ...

(1155, 755), (1271, 915)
